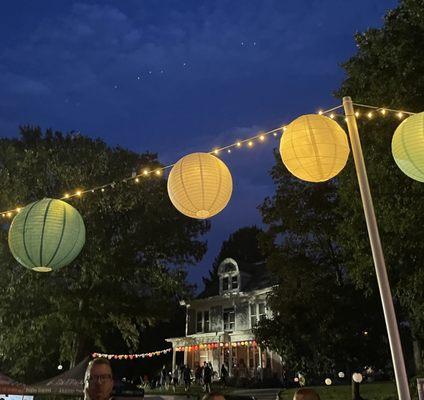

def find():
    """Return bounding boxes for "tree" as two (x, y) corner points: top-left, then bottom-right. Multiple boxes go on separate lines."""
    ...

(336, 0), (424, 373)
(0, 127), (209, 381)
(202, 226), (264, 296)
(255, 151), (389, 375)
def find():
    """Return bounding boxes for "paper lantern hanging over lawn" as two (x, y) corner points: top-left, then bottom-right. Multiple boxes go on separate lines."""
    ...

(392, 112), (424, 182)
(167, 152), (233, 219)
(279, 114), (350, 182)
(8, 198), (86, 272)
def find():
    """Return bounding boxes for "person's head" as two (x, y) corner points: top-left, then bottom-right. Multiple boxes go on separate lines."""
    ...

(85, 358), (114, 400)
(293, 388), (320, 400)
(202, 392), (225, 400)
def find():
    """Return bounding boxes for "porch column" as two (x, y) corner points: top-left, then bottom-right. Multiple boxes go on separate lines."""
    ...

(270, 349), (274, 372)
(258, 346), (263, 381)
(228, 344), (233, 376)
(184, 348), (188, 365)
(172, 347), (177, 371)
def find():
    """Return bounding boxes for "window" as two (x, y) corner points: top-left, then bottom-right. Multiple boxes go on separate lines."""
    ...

(196, 310), (210, 333)
(196, 311), (203, 333)
(250, 302), (266, 327)
(223, 307), (235, 331)
(258, 303), (266, 320)
(222, 277), (229, 291)
(204, 311), (210, 333)
(231, 275), (238, 289)
(250, 303), (257, 327)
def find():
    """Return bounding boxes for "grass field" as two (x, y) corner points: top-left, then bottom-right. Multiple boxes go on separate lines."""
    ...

(145, 381), (409, 400)
(278, 381), (401, 400)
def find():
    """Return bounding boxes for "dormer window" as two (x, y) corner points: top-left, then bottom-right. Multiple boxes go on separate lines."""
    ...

(218, 258), (240, 294)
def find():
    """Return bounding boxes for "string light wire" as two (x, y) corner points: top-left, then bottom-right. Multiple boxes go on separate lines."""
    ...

(0, 102), (417, 217)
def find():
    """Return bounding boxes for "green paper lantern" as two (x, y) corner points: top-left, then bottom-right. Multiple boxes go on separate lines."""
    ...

(8, 198), (86, 272)
(392, 112), (424, 182)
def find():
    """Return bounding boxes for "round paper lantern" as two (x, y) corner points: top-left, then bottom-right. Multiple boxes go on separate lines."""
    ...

(167, 152), (233, 219)
(280, 114), (350, 182)
(8, 198), (85, 272)
(392, 112), (424, 182)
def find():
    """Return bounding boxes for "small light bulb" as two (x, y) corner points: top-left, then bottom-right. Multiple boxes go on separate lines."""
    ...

(248, 141), (253, 147)
(227, 149), (231, 153)
(135, 178), (140, 183)
(355, 111), (360, 117)
(283, 126), (287, 131)
(155, 170), (161, 176)
(101, 188), (105, 192)
(259, 135), (265, 141)
(318, 110), (323, 115)
(273, 132), (277, 136)
(381, 109), (386, 115)
(7, 212), (12, 218)
(236, 141), (241, 147)
(398, 112), (403, 118)
(330, 114), (335, 119)
(1, 213), (5, 218)
(16, 207), (21, 213)
(143, 169), (149, 176)
(76, 190), (82, 196)
(367, 112), (373, 119)
(213, 149), (219, 155)
(344, 117), (348, 122)
(91, 189), (95, 193)
(64, 193), (70, 199)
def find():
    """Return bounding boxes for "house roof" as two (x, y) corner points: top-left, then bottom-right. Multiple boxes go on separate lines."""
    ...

(198, 259), (276, 299)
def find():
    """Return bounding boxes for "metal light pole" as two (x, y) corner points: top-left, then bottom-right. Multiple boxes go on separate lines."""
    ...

(343, 96), (410, 400)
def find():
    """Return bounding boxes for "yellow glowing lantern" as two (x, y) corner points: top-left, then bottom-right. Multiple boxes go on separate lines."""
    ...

(279, 114), (350, 182)
(392, 112), (424, 182)
(167, 152), (233, 219)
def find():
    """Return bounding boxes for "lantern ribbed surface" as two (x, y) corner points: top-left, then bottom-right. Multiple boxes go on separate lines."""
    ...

(167, 152), (233, 219)
(279, 114), (350, 182)
(392, 112), (424, 182)
(8, 198), (86, 272)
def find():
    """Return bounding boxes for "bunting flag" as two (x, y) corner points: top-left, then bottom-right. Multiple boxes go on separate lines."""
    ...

(92, 348), (172, 360)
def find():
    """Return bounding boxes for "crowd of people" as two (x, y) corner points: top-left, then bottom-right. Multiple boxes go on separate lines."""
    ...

(141, 361), (229, 393)
(84, 357), (321, 400)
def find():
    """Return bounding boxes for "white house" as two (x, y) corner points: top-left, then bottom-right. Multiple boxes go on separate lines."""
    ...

(166, 258), (282, 379)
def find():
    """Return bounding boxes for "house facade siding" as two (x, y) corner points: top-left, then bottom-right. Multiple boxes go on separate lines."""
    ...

(166, 258), (282, 379)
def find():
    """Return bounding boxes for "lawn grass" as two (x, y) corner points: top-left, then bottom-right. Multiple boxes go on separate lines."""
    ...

(279, 381), (400, 400)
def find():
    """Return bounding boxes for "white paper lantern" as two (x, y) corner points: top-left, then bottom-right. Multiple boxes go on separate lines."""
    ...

(280, 114), (350, 182)
(167, 152), (233, 219)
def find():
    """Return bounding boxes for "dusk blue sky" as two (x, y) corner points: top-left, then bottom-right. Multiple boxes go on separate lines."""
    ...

(0, 0), (397, 289)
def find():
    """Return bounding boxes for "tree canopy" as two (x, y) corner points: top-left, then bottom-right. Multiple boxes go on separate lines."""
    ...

(336, 0), (424, 373)
(0, 127), (209, 381)
(255, 152), (389, 376)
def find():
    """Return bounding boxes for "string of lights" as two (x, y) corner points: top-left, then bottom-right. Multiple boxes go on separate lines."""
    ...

(0, 102), (416, 218)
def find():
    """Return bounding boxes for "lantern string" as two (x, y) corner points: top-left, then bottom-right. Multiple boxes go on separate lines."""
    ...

(0, 102), (418, 217)
(352, 102), (416, 116)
